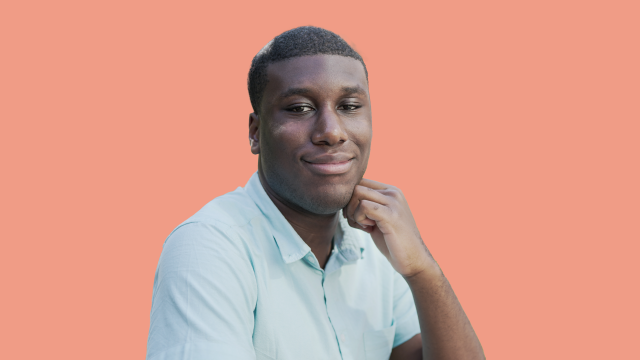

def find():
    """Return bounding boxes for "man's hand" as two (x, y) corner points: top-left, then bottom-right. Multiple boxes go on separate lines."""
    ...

(344, 178), (486, 360)
(342, 178), (435, 278)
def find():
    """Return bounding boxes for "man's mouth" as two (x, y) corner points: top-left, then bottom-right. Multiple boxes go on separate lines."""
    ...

(302, 154), (355, 175)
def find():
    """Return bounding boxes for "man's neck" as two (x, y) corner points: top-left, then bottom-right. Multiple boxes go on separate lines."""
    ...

(258, 170), (338, 269)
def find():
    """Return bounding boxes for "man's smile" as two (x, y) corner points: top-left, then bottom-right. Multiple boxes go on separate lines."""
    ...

(302, 153), (355, 175)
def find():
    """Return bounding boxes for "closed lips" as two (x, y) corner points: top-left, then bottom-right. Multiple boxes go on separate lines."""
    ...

(303, 157), (354, 175)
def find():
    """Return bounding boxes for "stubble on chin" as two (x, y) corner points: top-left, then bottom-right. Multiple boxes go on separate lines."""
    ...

(268, 172), (360, 215)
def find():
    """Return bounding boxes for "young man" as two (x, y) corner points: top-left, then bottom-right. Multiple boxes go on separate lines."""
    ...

(146, 26), (484, 360)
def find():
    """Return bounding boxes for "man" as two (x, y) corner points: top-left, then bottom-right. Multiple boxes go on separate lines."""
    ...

(146, 26), (484, 360)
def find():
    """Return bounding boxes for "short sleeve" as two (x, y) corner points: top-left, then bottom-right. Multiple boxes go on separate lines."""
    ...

(391, 270), (421, 347)
(146, 222), (257, 360)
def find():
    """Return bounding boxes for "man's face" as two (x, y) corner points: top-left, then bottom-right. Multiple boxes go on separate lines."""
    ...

(252, 55), (372, 215)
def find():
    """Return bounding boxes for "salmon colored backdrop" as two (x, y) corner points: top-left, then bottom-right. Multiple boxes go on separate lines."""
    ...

(1, 0), (638, 359)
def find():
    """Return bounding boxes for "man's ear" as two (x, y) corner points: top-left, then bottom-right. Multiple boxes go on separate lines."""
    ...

(248, 113), (261, 155)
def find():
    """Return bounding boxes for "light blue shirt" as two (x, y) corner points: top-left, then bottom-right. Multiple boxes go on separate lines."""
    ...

(146, 172), (420, 360)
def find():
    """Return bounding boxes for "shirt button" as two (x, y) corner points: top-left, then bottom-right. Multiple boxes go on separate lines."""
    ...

(340, 334), (347, 342)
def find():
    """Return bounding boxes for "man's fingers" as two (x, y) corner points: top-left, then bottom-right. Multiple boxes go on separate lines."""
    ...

(359, 217), (377, 226)
(346, 215), (375, 233)
(353, 199), (391, 225)
(345, 185), (389, 222)
(358, 178), (388, 190)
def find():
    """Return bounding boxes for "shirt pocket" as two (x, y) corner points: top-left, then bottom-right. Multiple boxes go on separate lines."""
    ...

(363, 323), (396, 360)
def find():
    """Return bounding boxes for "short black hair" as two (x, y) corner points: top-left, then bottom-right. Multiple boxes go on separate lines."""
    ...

(247, 26), (368, 115)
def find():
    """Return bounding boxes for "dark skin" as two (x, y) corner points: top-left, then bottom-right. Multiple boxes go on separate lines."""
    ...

(251, 55), (372, 268)
(249, 55), (485, 359)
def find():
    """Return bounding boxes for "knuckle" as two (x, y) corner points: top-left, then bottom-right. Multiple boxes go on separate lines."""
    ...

(390, 188), (404, 199)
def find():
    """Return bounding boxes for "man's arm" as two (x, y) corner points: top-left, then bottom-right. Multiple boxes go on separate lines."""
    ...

(399, 261), (484, 359)
(344, 179), (485, 360)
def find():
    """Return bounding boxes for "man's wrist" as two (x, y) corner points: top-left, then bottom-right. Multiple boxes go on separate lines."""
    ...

(402, 255), (444, 287)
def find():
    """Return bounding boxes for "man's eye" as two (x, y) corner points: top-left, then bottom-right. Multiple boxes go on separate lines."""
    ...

(288, 106), (314, 113)
(339, 104), (361, 111)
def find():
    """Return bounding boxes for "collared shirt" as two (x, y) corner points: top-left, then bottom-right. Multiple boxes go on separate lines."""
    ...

(146, 172), (420, 360)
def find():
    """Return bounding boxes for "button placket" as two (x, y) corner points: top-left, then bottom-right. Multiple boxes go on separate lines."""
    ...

(323, 271), (354, 360)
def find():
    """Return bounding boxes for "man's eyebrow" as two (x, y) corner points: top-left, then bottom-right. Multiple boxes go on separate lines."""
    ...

(280, 87), (311, 98)
(280, 86), (366, 98)
(341, 86), (366, 96)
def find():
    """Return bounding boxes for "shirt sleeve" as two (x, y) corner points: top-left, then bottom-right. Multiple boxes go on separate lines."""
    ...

(391, 270), (421, 347)
(146, 221), (257, 360)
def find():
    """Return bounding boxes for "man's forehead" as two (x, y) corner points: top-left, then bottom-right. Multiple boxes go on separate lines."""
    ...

(268, 54), (364, 75)
(265, 55), (368, 91)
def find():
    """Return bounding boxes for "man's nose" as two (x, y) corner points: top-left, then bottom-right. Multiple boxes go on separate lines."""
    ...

(311, 106), (348, 146)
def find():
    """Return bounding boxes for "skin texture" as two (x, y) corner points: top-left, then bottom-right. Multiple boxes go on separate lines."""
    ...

(249, 54), (485, 359)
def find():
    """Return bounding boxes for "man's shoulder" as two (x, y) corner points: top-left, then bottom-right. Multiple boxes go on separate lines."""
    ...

(181, 185), (263, 228)
(161, 185), (267, 253)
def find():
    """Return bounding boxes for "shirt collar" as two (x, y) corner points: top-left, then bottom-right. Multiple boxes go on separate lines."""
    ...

(323, 217), (366, 274)
(244, 172), (365, 265)
(244, 172), (310, 264)
(334, 216), (365, 262)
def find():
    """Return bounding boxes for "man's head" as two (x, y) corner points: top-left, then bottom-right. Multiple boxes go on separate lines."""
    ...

(248, 26), (372, 215)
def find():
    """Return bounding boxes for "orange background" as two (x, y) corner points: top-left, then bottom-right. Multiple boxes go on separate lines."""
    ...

(1, 1), (638, 359)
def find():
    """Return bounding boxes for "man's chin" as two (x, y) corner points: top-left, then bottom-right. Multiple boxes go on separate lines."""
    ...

(300, 201), (348, 216)
(264, 168), (360, 215)
(298, 187), (355, 215)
